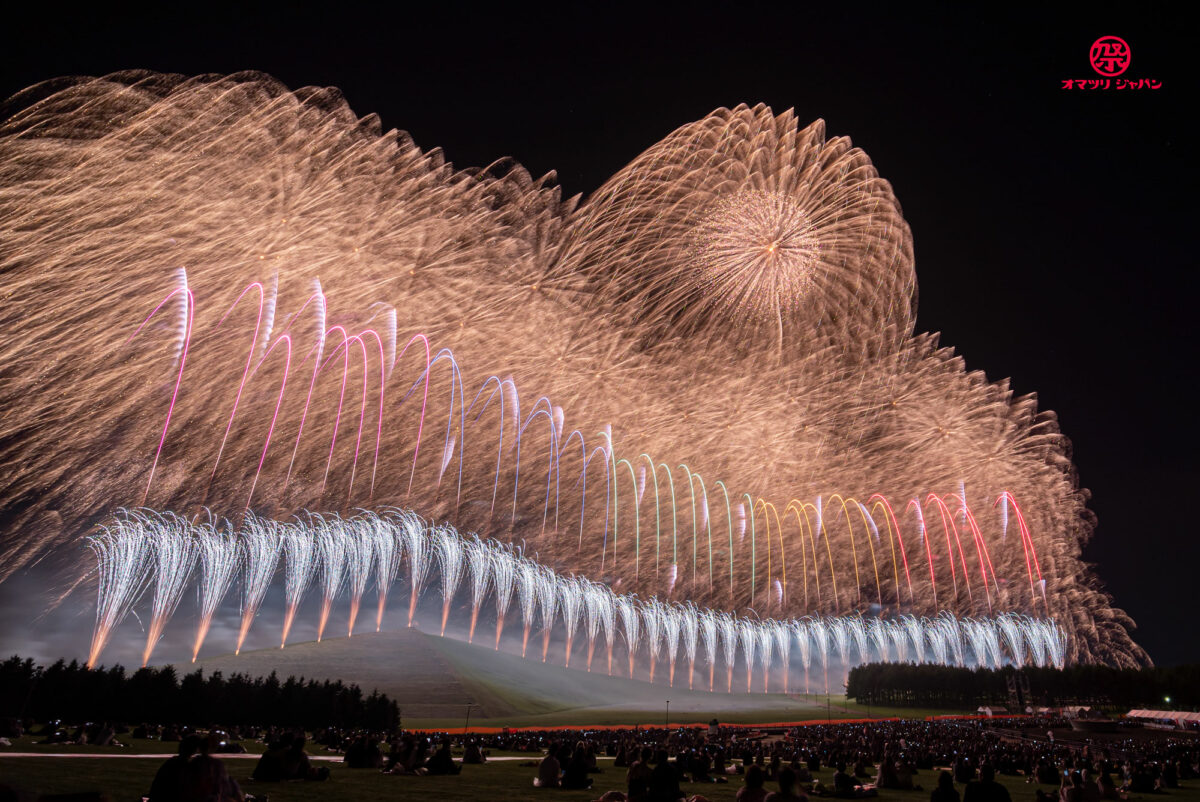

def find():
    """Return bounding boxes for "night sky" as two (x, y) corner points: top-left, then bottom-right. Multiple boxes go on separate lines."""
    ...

(1, 6), (1192, 663)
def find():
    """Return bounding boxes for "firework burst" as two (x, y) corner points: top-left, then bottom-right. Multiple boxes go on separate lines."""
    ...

(0, 72), (1143, 666)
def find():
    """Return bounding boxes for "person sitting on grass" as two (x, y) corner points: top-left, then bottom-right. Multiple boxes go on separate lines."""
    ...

(649, 749), (686, 802)
(148, 733), (203, 801)
(344, 734), (382, 768)
(1097, 772), (1119, 801)
(690, 748), (714, 783)
(183, 732), (245, 802)
(627, 746), (654, 802)
(738, 764), (769, 802)
(281, 733), (330, 781)
(765, 766), (808, 802)
(463, 738), (486, 764)
(1061, 771), (1085, 802)
(833, 762), (857, 797)
(426, 737), (462, 775)
(536, 742), (562, 787)
(931, 770), (960, 802)
(876, 753), (901, 789)
(283, 732), (309, 779)
(251, 731), (290, 781)
(963, 764), (1010, 802)
(897, 755), (920, 790)
(562, 742), (594, 790)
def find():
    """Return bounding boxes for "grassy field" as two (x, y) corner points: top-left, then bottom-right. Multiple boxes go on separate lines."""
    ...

(3, 754), (1198, 802)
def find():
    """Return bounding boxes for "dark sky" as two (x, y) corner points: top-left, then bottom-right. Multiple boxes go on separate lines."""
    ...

(2, 6), (1193, 663)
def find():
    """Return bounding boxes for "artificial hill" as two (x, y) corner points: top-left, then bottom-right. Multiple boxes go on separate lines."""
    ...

(183, 628), (849, 728)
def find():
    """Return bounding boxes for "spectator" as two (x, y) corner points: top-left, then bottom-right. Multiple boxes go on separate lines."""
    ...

(148, 734), (202, 801)
(649, 749), (685, 802)
(877, 753), (901, 789)
(252, 731), (291, 781)
(627, 746), (653, 802)
(1061, 771), (1084, 802)
(1080, 770), (1101, 802)
(536, 745), (561, 788)
(963, 764), (1011, 802)
(931, 770), (960, 802)
(562, 742), (593, 790)
(463, 738), (486, 764)
(834, 761), (857, 797)
(739, 764), (769, 802)
(765, 766), (808, 802)
(182, 733), (243, 802)
(426, 737), (461, 775)
(1097, 772), (1119, 801)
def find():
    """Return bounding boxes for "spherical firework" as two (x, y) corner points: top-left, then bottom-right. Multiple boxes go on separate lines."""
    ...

(554, 105), (915, 356)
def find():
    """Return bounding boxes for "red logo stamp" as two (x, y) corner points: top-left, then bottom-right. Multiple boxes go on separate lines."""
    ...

(1062, 36), (1159, 90)
(1089, 36), (1131, 77)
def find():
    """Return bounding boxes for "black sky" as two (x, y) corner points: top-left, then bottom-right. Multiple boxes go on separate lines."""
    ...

(1, 4), (1193, 663)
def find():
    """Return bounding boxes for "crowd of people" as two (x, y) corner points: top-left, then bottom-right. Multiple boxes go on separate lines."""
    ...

(6, 714), (1197, 801)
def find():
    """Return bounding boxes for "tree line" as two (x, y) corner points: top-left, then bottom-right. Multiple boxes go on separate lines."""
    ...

(846, 663), (1200, 709)
(0, 655), (400, 730)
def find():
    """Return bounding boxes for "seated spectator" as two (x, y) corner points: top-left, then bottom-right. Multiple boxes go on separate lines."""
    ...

(1097, 772), (1119, 801)
(834, 762), (857, 797)
(536, 746), (562, 787)
(95, 722), (116, 746)
(426, 737), (461, 775)
(649, 749), (686, 801)
(252, 732), (291, 781)
(344, 735), (382, 768)
(1126, 763), (1154, 794)
(963, 764), (1011, 802)
(282, 733), (329, 781)
(1037, 761), (1061, 785)
(563, 743), (593, 790)
(877, 755), (901, 789)
(283, 732), (311, 779)
(766, 766), (808, 801)
(1061, 771), (1085, 802)
(739, 764), (770, 802)
(148, 734), (202, 801)
(182, 733), (244, 802)
(463, 739), (486, 764)
(691, 748), (714, 783)
(627, 746), (653, 802)
(931, 770), (960, 802)
(1084, 768), (1099, 802)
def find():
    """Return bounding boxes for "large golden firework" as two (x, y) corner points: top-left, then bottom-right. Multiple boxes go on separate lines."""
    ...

(0, 72), (1145, 666)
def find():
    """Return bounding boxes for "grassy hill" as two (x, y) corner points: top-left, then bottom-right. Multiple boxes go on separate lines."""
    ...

(182, 628), (854, 727)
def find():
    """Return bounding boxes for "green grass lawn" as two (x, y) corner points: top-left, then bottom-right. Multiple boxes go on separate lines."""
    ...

(3, 756), (1198, 802)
